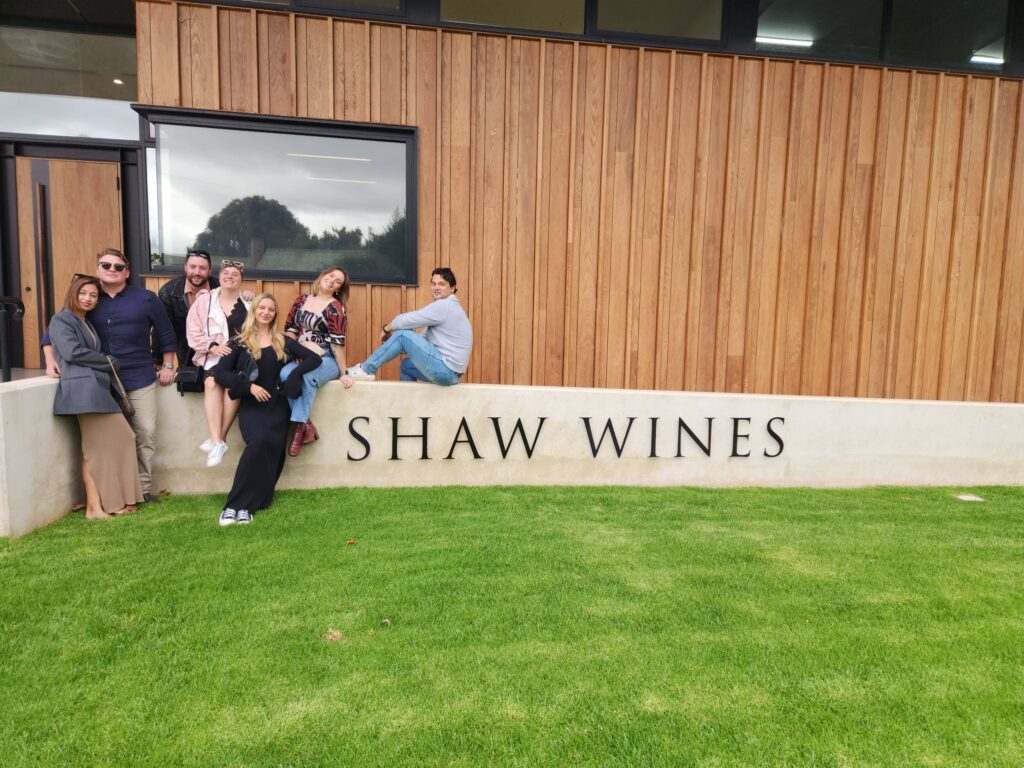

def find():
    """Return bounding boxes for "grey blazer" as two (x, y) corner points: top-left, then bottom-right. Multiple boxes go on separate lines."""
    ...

(48, 309), (121, 416)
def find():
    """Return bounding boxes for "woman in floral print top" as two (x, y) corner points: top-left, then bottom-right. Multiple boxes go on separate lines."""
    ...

(281, 266), (354, 456)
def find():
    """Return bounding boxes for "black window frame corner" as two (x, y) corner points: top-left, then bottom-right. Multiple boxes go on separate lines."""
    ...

(132, 104), (419, 287)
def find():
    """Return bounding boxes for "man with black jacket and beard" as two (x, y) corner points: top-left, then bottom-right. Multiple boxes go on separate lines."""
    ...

(158, 248), (220, 367)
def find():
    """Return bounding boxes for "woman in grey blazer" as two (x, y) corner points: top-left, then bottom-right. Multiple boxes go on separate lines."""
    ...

(49, 275), (143, 519)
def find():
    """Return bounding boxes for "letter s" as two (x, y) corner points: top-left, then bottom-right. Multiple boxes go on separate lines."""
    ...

(764, 416), (784, 458)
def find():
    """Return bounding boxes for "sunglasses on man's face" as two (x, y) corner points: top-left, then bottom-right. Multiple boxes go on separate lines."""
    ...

(98, 261), (127, 272)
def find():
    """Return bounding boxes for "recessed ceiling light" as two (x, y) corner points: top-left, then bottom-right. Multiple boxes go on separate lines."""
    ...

(113, 78), (124, 85)
(970, 54), (1004, 65)
(756, 36), (814, 48)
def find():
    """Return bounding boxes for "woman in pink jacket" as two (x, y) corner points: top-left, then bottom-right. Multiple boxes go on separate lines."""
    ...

(186, 260), (251, 467)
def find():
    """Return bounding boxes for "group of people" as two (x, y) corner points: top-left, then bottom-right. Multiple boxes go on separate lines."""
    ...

(45, 247), (473, 525)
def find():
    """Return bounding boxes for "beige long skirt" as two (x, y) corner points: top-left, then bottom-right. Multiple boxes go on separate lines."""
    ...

(78, 413), (143, 513)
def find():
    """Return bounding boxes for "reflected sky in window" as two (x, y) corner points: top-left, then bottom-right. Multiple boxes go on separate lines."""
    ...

(153, 123), (406, 258)
(0, 91), (138, 140)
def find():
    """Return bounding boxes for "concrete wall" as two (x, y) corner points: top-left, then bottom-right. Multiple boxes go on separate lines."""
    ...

(2, 377), (1023, 538)
(0, 378), (83, 539)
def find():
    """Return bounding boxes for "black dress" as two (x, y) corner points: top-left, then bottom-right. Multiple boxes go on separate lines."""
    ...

(212, 337), (322, 512)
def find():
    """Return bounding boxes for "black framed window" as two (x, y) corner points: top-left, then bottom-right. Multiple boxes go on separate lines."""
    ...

(886, 0), (1008, 71)
(441, 0), (584, 35)
(298, 0), (403, 14)
(756, 0), (883, 61)
(0, 25), (138, 140)
(596, 0), (724, 43)
(136, 107), (417, 285)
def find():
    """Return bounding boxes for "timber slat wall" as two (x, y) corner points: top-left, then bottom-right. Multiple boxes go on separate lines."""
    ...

(136, 1), (1024, 402)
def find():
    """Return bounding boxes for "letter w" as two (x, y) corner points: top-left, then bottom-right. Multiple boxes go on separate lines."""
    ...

(490, 417), (547, 459)
(581, 417), (636, 458)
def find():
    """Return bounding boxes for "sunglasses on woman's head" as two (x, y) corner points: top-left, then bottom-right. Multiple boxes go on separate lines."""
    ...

(220, 259), (244, 271)
(98, 261), (127, 272)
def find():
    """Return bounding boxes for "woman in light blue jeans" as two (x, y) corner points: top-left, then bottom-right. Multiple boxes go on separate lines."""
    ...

(280, 266), (354, 457)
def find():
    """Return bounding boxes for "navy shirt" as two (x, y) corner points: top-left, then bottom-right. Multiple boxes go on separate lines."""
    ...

(45, 285), (177, 391)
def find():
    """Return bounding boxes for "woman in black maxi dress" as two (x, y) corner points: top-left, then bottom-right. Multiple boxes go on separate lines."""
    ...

(211, 294), (321, 522)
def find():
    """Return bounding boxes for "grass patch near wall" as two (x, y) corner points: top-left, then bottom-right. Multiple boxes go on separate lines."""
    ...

(1, 486), (1022, 767)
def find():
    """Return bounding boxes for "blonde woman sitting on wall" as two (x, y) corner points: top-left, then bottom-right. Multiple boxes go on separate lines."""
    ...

(210, 293), (322, 526)
(186, 259), (251, 468)
(49, 275), (143, 519)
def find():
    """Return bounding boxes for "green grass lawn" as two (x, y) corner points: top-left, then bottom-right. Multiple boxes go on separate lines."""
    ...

(1, 486), (1022, 767)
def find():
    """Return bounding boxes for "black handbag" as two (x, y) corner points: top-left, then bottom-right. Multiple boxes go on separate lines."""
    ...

(239, 348), (260, 382)
(175, 365), (205, 394)
(176, 290), (214, 394)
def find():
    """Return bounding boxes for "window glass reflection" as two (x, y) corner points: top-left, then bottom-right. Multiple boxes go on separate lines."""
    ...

(756, 0), (882, 60)
(0, 91), (138, 140)
(149, 123), (411, 283)
(0, 26), (136, 100)
(597, 0), (722, 41)
(441, 0), (584, 35)
(299, 0), (402, 11)
(887, 0), (1007, 70)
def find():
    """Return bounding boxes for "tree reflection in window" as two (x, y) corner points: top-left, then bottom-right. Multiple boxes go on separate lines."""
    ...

(191, 195), (407, 282)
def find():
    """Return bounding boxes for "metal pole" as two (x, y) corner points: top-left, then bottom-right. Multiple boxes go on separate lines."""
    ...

(0, 298), (24, 383)
(0, 305), (10, 383)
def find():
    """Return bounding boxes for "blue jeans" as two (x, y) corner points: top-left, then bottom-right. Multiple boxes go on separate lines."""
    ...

(363, 330), (461, 386)
(281, 352), (340, 422)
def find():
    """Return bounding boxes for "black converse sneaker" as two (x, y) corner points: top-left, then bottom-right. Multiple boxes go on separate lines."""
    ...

(235, 509), (252, 525)
(219, 509), (237, 526)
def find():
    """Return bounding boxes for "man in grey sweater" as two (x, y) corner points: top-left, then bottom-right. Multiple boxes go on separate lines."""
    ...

(346, 267), (472, 385)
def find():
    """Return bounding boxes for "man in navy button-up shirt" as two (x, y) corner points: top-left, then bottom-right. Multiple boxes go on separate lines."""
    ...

(43, 248), (177, 502)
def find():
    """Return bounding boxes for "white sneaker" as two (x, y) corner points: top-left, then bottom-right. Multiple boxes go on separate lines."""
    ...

(207, 441), (228, 467)
(235, 509), (252, 524)
(346, 363), (375, 381)
(219, 508), (236, 526)
(199, 438), (214, 452)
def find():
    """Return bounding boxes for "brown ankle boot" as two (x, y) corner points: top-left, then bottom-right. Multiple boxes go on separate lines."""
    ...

(288, 422), (305, 457)
(302, 420), (320, 445)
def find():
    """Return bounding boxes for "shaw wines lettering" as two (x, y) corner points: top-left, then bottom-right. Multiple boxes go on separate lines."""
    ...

(339, 415), (785, 462)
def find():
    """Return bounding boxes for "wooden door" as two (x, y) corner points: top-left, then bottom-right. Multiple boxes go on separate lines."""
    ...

(15, 158), (122, 367)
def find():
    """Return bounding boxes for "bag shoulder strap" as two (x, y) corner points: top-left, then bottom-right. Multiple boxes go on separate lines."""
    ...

(107, 356), (128, 399)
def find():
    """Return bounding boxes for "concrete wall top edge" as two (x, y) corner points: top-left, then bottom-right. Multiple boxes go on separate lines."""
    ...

(6, 376), (1024, 412)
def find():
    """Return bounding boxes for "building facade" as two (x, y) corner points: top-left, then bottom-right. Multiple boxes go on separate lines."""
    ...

(2, 0), (1024, 402)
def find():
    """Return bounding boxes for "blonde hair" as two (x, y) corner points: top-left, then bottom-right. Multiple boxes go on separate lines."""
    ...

(236, 293), (286, 362)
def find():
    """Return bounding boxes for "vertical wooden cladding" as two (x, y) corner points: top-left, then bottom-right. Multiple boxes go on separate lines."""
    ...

(217, 7), (258, 112)
(534, 42), (574, 386)
(138, 2), (1024, 402)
